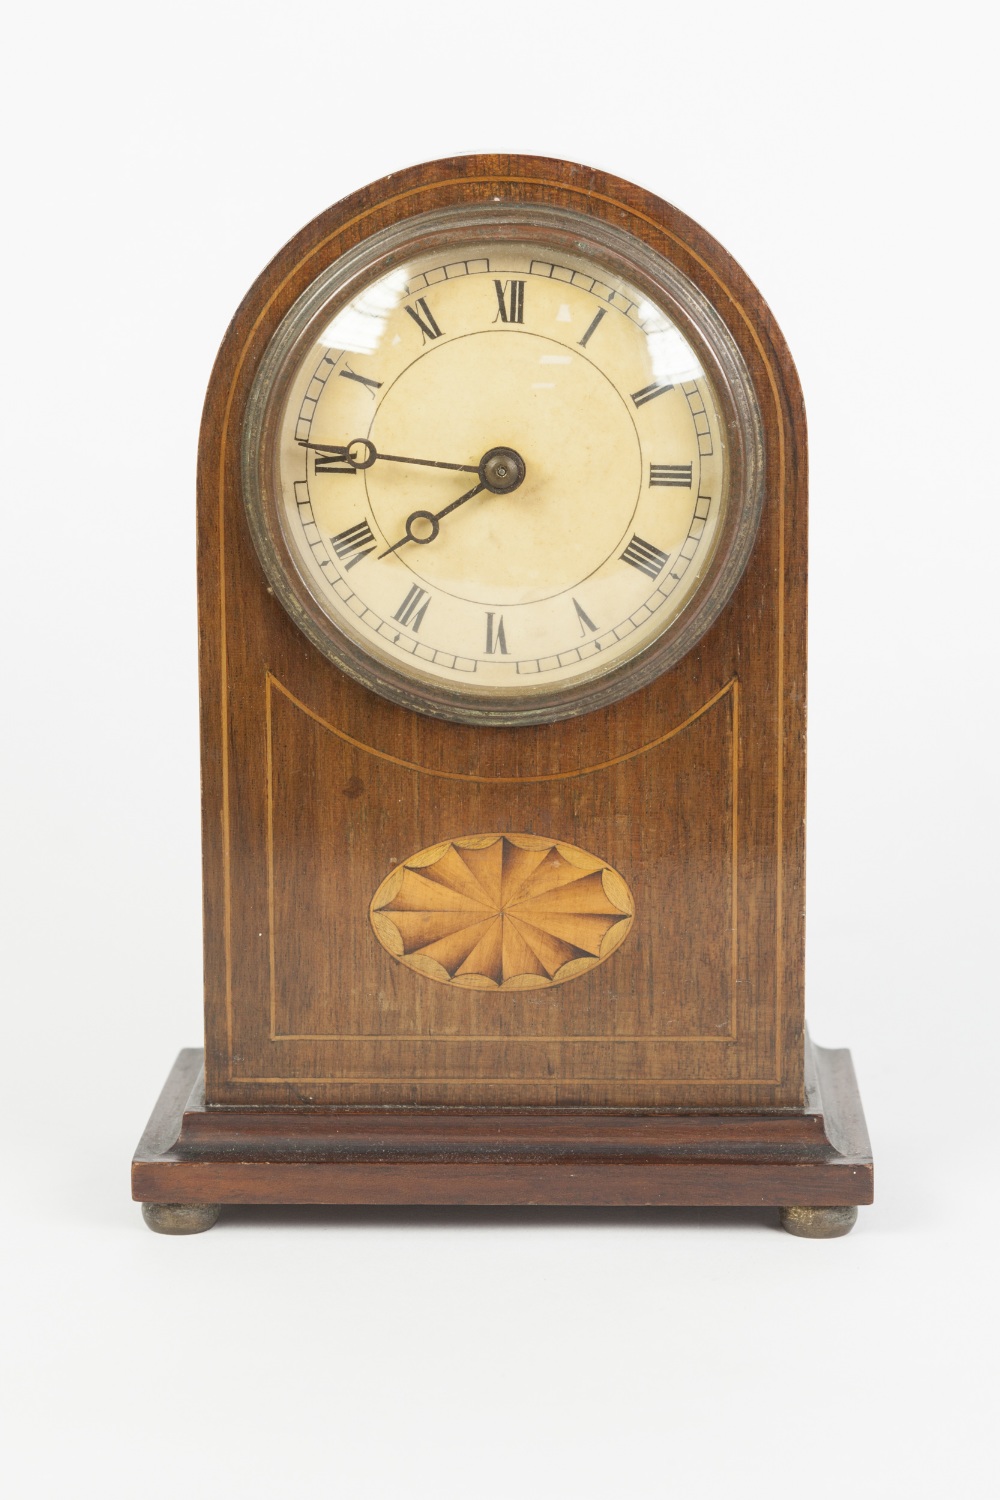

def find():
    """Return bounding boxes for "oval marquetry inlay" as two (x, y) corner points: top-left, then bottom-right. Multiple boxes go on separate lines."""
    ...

(369, 834), (634, 992)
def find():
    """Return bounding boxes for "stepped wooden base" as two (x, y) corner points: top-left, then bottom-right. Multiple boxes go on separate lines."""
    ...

(132, 1037), (872, 1233)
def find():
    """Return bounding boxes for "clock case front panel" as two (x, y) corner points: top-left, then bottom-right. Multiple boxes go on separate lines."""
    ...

(197, 155), (806, 1110)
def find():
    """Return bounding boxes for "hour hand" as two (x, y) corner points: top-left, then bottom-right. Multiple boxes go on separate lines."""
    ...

(377, 445), (526, 556)
(378, 481), (487, 558)
(298, 438), (479, 474)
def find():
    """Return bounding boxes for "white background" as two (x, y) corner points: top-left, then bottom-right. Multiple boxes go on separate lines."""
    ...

(3, 2), (997, 1495)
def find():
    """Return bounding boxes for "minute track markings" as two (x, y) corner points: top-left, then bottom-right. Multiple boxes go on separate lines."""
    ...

(386, 261), (696, 347)
(298, 263), (684, 453)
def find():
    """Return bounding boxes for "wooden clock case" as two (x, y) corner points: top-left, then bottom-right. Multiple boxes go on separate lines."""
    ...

(132, 154), (873, 1235)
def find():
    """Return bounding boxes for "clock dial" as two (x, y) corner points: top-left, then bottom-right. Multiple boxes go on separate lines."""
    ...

(245, 208), (763, 722)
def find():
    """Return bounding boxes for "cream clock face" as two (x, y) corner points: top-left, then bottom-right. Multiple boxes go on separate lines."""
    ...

(244, 207), (764, 723)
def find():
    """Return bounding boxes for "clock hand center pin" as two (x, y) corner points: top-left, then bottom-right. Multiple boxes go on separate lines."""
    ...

(377, 445), (526, 558)
(478, 446), (526, 494)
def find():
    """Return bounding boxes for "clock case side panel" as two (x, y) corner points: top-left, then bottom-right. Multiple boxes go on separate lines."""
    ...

(195, 154), (808, 1110)
(772, 299), (808, 1112)
(656, 183), (808, 1107)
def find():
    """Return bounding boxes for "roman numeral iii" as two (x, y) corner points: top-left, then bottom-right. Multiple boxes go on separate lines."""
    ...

(620, 534), (669, 580)
(404, 298), (443, 342)
(649, 463), (693, 487)
(392, 584), (431, 632)
(493, 279), (525, 324)
(330, 519), (376, 571)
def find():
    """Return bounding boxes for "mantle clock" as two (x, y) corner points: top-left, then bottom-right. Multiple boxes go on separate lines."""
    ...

(132, 154), (873, 1236)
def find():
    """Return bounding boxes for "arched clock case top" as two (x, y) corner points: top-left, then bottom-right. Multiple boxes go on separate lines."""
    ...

(132, 155), (873, 1236)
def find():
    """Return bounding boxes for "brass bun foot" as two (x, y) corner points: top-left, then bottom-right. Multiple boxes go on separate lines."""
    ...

(141, 1202), (221, 1235)
(780, 1205), (858, 1239)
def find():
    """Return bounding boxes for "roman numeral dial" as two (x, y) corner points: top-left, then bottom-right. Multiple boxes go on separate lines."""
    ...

(269, 237), (737, 712)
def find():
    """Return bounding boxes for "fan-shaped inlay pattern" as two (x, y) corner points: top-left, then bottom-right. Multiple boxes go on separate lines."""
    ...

(369, 834), (634, 991)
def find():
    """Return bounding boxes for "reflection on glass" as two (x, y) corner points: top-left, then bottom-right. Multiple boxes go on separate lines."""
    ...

(319, 267), (408, 355)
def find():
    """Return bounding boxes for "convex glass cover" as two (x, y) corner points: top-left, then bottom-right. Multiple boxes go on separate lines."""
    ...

(243, 206), (764, 724)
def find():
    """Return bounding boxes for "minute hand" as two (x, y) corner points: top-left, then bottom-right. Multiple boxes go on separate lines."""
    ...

(377, 480), (486, 558)
(298, 438), (478, 474)
(366, 450), (479, 473)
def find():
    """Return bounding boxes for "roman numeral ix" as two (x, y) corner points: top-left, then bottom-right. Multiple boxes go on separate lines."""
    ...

(330, 519), (376, 571)
(649, 463), (693, 488)
(620, 534), (669, 580)
(392, 584), (430, 632)
(313, 446), (356, 475)
(493, 279), (525, 324)
(404, 297), (443, 342)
